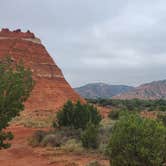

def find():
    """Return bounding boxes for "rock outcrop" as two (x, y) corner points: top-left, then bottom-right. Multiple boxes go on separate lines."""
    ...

(0, 28), (83, 115)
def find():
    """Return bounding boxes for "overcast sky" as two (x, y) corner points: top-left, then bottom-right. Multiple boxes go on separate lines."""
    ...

(1, 0), (166, 87)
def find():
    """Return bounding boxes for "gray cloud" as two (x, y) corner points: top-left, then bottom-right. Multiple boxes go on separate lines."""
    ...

(0, 0), (166, 87)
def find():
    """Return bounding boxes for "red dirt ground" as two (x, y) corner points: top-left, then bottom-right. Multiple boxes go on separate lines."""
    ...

(0, 126), (109, 166)
(0, 126), (52, 166)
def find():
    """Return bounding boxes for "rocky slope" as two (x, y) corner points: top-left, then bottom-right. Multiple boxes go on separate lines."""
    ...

(113, 80), (166, 100)
(75, 83), (134, 99)
(0, 28), (83, 115)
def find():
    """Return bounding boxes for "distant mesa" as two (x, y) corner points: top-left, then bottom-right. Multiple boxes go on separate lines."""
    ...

(0, 28), (83, 116)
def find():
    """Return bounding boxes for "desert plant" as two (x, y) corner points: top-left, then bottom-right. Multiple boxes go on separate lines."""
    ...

(86, 160), (103, 166)
(106, 112), (166, 166)
(157, 113), (166, 126)
(28, 130), (46, 147)
(158, 106), (166, 112)
(87, 98), (166, 112)
(81, 123), (99, 149)
(56, 101), (101, 129)
(56, 100), (74, 127)
(98, 125), (113, 154)
(41, 134), (64, 147)
(0, 56), (34, 149)
(64, 162), (78, 166)
(61, 139), (83, 153)
(30, 127), (82, 147)
(21, 115), (54, 128)
(108, 110), (120, 120)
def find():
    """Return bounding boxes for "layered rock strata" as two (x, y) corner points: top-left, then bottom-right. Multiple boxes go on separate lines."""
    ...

(0, 28), (83, 115)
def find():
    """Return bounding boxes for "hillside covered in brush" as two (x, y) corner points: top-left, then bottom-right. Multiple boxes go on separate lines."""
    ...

(113, 80), (166, 100)
(75, 83), (134, 99)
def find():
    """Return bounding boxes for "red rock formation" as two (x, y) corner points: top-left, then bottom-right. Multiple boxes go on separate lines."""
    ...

(0, 28), (35, 38)
(0, 28), (83, 114)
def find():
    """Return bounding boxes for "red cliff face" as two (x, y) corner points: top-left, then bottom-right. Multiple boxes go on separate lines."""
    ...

(0, 28), (83, 114)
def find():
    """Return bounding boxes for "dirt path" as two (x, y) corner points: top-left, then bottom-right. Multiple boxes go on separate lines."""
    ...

(0, 126), (109, 166)
(0, 126), (53, 166)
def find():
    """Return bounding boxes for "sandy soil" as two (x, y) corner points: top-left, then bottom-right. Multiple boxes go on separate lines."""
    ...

(0, 126), (51, 166)
(0, 126), (109, 166)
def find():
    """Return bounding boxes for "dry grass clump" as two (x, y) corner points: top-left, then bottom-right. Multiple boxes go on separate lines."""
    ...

(28, 118), (115, 155)
(28, 130), (47, 147)
(28, 127), (82, 148)
(86, 160), (105, 166)
(64, 162), (79, 166)
(11, 114), (54, 128)
(41, 133), (65, 147)
(61, 139), (83, 153)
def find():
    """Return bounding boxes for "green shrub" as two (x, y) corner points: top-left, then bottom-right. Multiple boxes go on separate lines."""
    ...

(106, 113), (166, 166)
(87, 98), (166, 112)
(81, 123), (99, 149)
(86, 160), (103, 166)
(158, 106), (166, 112)
(56, 100), (101, 129)
(157, 113), (166, 126)
(56, 100), (74, 127)
(108, 110), (120, 120)
(0, 57), (34, 149)
(64, 162), (78, 166)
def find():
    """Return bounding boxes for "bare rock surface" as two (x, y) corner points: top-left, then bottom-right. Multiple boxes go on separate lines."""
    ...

(0, 28), (83, 115)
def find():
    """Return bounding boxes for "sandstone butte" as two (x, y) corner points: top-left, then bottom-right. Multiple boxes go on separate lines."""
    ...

(0, 28), (84, 117)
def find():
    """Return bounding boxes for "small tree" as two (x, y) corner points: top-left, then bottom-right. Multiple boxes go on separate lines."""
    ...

(108, 109), (120, 120)
(87, 104), (102, 126)
(81, 123), (99, 149)
(106, 112), (166, 166)
(73, 101), (89, 129)
(0, 57), (34, 149)
(56, 100), (74, 127)
(157, 113), (166, 126)
(56, 101), (101, 129)
(158, 106), (166, 112)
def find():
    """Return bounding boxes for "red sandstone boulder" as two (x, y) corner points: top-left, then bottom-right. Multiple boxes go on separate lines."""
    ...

(0, 28), (84, 114)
